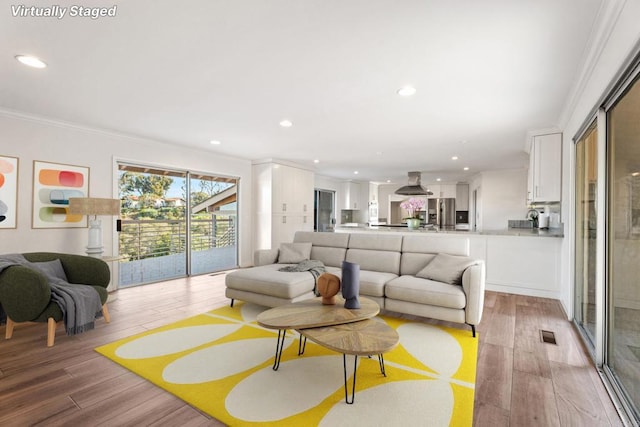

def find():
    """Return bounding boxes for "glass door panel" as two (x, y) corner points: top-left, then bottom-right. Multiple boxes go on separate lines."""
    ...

(575, 121), (598, 346)
(189, 173), (238, 275)
(118, 165), (187, 286)
(314, 189), (335, 232)
(607, 75), (640, 417)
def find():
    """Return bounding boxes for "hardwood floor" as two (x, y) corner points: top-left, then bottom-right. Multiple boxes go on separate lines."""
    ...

(0, 273), (624, 426)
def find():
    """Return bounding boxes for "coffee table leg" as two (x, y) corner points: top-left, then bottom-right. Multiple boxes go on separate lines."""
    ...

(343, 354), (358, 404)
(378, 354), (387, 377)
(298, 334), (307, 356)
(273, 329), (287, 371)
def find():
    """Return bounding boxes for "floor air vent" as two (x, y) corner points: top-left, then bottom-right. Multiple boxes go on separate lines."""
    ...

(540, 330), (557, 345)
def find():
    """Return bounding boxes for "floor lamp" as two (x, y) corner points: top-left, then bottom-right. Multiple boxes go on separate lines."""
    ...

(68, 197), (120, 258)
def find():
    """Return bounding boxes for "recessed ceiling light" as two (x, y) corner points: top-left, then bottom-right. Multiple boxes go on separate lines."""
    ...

(15, 55), (47, 68)
(386, 180), (391, 183)
(436, 178), (442, 182)
(463, 167), (470, 171)
(210, 140), (221, 145)
(279, 119), (293, 128)
(397, 86), (416, 97)
(451, 156), (459, 160)
(313, 159), (320, 164)
(632, 172), (640, 177)
(354, 171), (359, 175)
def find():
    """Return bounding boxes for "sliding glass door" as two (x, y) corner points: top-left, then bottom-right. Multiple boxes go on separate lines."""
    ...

(118, 163), (238, 287)
(189, 173), (237, 275)
(606, 74), (640, 417)
(314, 189), (334, 232)
(575, 121), (598, 347)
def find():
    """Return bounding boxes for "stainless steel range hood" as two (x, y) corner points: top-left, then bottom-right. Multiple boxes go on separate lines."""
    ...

(395, 171), (433, 196)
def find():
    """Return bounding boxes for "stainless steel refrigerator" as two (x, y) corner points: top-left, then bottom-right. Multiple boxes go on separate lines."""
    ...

(427, 198), (456, 229)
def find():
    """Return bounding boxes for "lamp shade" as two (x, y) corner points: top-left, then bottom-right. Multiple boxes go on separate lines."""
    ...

(68, 198), (120, 216)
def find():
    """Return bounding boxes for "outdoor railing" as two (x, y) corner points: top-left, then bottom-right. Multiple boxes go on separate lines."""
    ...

(119, 217), (236, 261)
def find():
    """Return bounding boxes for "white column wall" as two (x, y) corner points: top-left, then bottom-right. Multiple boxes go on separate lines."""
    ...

(559, 0), (640, 318)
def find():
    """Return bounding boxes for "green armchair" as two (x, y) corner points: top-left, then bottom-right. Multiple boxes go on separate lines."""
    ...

(0, 252), (111, 346)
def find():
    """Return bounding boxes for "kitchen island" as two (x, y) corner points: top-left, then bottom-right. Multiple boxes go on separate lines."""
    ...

(336, 225), (564, 238)
(335, 225), (564, 301)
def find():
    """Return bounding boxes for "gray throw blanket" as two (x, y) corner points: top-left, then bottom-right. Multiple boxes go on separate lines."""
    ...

(278, 259), (326, 296)
(0, 254), (103, 335)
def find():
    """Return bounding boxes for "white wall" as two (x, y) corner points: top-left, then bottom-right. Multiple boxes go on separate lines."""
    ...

(0, 111), (253, 267)
(558, 0), (640, 317)
(377, 184), (398, 222)
(478, 169), (528, 230)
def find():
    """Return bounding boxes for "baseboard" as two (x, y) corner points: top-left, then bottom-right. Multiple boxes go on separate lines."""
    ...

(485, 283), (561, 300)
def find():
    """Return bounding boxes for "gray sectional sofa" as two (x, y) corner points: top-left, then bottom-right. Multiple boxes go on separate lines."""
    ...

(225, 231), (485, 336)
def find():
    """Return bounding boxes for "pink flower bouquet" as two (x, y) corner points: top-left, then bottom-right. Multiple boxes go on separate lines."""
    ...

(400, 197), (426, 219)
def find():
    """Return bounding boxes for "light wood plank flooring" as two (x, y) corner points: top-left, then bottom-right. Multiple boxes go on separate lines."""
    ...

(0, 273), (624, 426)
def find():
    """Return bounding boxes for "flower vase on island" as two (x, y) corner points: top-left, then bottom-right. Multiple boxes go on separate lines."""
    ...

(400, 197), (425, 230)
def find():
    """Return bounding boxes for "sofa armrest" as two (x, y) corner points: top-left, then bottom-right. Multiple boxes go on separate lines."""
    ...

(461, 261), (486, 326)
(254, 249), (279, 266)
(0, 266), (51, 322)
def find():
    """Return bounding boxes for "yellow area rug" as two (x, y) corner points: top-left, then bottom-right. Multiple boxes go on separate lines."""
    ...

(95, 303), (478, 426)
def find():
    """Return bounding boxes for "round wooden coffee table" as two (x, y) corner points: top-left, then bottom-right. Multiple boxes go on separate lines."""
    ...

(257, 297), (379, 370)
(257, 297), (399, 404)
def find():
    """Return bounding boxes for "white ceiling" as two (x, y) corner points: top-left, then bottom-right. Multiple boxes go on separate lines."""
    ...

(1, 0), (604, 184)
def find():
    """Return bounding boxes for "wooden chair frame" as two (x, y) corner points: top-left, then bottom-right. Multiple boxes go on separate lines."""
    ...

(5, 304), (111, 347)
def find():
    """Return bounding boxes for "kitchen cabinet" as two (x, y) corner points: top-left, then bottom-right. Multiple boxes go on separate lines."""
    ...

(528, 133), (562, 203)
(426, 184), (456, 199)
(253, 161), (314, 250)
(456, 183), (469, 210)
(369, 182), (379, 203)
(440, 184), (456, 198)
(342, 181), (366, 210)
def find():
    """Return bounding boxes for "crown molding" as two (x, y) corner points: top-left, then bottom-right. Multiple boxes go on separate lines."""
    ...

(0, 107), (177, 148)
(557, 0), (627, 129)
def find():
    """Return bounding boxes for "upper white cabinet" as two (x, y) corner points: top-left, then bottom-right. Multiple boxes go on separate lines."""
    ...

(426, 184), (456, 199)
(253, 161), (314, 250)
(528, 133), (562, 203)
(342, 181), (366, 210)
(425, 184), (439, 198)
(456, 183), (469, 210)
(271, 165), (313, 214)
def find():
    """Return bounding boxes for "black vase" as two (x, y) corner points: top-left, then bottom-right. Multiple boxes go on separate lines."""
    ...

(341, 261), (361, 309)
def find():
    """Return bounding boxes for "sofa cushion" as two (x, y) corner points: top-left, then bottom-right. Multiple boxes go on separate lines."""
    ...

(278, 242), (312, 264)
(346, 249), (400, 275)
(358, 270), (398, 297)
(293, 231), (349, 267)
(294, 231), (350, 248)
(348, 233), (402, 252)
(226, 264), (341, 299)
(385, 275), (466, 309)
(416, 253), (476, 285)
(400, 252), (437, 276)
(310, 246), (347, 268)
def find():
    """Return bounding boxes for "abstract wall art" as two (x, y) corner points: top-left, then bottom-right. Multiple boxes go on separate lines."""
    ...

(0, 155), (19, 229)
(32, 160), (89, 228)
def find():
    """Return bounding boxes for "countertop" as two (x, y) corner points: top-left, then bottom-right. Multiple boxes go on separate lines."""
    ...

(334, 225), (564, 238)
